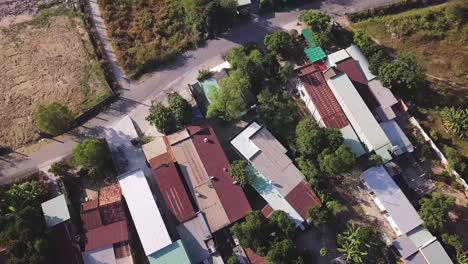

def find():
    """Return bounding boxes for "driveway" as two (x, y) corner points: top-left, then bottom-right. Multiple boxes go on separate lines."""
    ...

(0, 0), (400, 183)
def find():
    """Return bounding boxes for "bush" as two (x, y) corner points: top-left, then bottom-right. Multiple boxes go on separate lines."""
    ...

(34, 102), (74, 135)
(197, 68), (211, 81)
(48, 161), (71, 177)
(320, 247), (329, 257)
(264, 31), (293, 57)
(72, 139), (113, 179)
(419, 192), (455, 234)
(168, 93), (192, 127)
(441, 107), (468, 139)
(443, 146), (466, 173)
(146, 103), (176, 133)
(368, 154), (384, 167)
(228, 160), (253, 187)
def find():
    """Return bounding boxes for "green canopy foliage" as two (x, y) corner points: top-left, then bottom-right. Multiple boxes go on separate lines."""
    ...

(295, 119), (343, 159)
(298, 10), (331, 32)
(264, 31), (293, 57)
(228, 160), (253, 187)
(267, 240), (303, 264)
(269, 210), (297, 240)
(231, 211), (271, 256)
(72, 139), (113, 179)
(168, 92), (193, 127)
(441, 107), (468, 139)
(5, 181), (48, 212)
(319, 146), (356, 175)
(419, 192), (455, 234)
(337, 223), (385, 264)
(146, 102), (176, 133)
(34, 102), (74, 136)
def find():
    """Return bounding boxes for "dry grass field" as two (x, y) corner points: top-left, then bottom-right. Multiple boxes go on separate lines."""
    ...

(0, 8), (109, 149)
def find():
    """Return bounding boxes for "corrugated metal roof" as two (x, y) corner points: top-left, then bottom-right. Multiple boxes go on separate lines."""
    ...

(84, 220), (129, 251)
(345, 44), (376, 81)
(50, 222), (84, 264)
(327, 73), (393, 160)
(81, 208), (103, 230)
(148, 240), (191, 264)
(362, 166), (423, 234)
(420, 240), (453, 264)
(393, 234), (419, 259)
(298, 64), (350, 129)
(380, 120), (414, 155)
(177, 213), (211, 263)
(285, 180), (321, 219)
(188, 125), (252, 224)
(327, 49), (350, 66)
(83, 245), (117, 264)
(336, 58), (380, 110)
(153, 162), (196, 223)
(302, 28), (317, 48)
(118, 169), (172, 256)
(304, 47), (326, 63)
(81, 200), (98, 212)
(407, 226), (435, 248)
(41, 194), (71, 228)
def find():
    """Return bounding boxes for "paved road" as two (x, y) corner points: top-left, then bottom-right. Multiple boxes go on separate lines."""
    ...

(0, 0), (399, 183)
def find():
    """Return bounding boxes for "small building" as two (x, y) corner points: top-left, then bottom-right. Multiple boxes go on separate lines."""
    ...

(296, 64), (366, 157)
(41, 194), (83, 264)
(326, 72), (393, 162)
(231, 122), (321, 228)
(361, 166), (453, 264)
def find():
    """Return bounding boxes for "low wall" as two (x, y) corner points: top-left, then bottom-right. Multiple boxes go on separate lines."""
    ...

(409, 117), (467, 190)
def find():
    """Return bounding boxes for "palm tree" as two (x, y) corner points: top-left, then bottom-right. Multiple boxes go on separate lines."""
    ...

(337, 223), (369, 264)
(441, 107), (468, 139)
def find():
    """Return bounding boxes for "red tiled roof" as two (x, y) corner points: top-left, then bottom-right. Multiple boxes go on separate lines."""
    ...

(188, 125), (252, 223)
(285, 180), (322, 220)
(261, 204), (273, 218)
(81, 208), (103, 230)
(148, 152), (173, 168)
(99, 184), (122, 206)
(336, 58), (380, 110)
(245, 248), (268, 264)
(298, 64), (349, 129)
(100, 202), (126, 225)
(84, 220), (129, 251)
(152, 162), (196, 223)
(81, 200), (98, 212)
(50, 222), (83, 264)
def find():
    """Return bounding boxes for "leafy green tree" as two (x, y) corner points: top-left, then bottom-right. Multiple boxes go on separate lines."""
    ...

(369, 50), (389, 75)
(231, 211), (271, 256)
(443, 145), (466, 173)
(308, 206), (333, 228)
(257, 91), (300, 142)
(267, 240), (303, 264)
(264, 31), (293, 57)
(337, 223), (385, 264)
(226, 46), (248, 70)
(6, 181), (47, 211)
(378, 53), (426, 99)
(72, 139), (113, 179)
(228, 160), (253, 187)
(270, 210), (297, 240)
(48, 161), (71, 177)
(34, 102), (74, 135)
(441, 233), (463, 253)
(280, 62), (294, 85)
(326, 200), (346, 216)
(319, 146), (356, 175)
(419, 193), (455, 233)
(296, 156), (319, 182)
(441, 107), (467, 139)
(299, 11), (331, 32)
(146, 103), (176, 133)
(368, 154), (383, 167)
(353, 31), (379, 57)
(320, 247), (329, 257)
(168, 92), (193, 127)
(296, 119), (343, 159)
(207, 83), (246, 122)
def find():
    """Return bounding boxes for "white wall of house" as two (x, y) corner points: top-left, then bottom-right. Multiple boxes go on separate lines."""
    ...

(297, 83), (325, 127)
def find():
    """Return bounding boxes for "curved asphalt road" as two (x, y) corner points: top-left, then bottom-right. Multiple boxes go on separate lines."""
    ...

(0, 0), (399, 183)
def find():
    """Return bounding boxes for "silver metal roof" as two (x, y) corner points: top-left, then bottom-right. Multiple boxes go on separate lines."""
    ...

(420, 240), (454, 264)
(362, 166), (423, 234)
(41, 194), (70, 228)
(381, 120), (414, 155)
(345, 44), (376, 81)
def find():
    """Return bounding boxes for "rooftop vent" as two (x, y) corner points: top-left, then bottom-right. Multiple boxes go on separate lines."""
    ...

(204, 138), (208, 143)
(196, 192), (201, 197)
(232, 181), (238, 185)
(210, 176), (216, 180)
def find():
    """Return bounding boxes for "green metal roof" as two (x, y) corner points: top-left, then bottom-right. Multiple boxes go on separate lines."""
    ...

(304, 47), (326, 62)
(302, 28), (317, 48)
(148, 240), (191, 264)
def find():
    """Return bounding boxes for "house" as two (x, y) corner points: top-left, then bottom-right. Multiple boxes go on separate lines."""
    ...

(231, 122), (322, 229)
(41, 194), (83, 264)
(296, 64), (366, 157)
(380, 120), (414, 155)
(326, 71), (394, 162)
(80, 184), (132, 264)
(362, 166), (453, 264)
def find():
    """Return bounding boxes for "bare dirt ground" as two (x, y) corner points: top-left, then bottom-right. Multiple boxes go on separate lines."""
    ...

(0, 9), (108, 149)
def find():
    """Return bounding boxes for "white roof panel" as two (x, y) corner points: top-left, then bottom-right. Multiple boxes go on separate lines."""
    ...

(368, 79), (398, 108)
(380, 120), (414, 155)
(209, 61), (232, 73)
(340, 125), (366, 157)
(362, 166), (423, 234)
(41, 194), (70, 228)
(83, 246), (117, 264)
(327, 49), (351, 66)
(345, 45), (376, 81)
(118, 169), (172, 256)
(327, 74), (392, 161)
(230, 122), (262, 159)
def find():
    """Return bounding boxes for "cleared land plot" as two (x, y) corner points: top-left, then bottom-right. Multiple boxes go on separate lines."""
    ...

(0, 9), (109, 149)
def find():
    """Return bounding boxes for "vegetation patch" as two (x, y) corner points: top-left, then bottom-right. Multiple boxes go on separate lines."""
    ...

(0, 6), (109, 149)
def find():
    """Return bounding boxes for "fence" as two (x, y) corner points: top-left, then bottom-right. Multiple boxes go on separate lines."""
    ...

(409, 117), (468, 191)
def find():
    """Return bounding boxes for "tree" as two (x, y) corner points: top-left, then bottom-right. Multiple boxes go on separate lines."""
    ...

(368, 154), (383, 167)
(6, 181), (47, 211)
(326, 200), (346, 216)
(296, 156), (319, 182)
(34, 102), (74, 136)
(48, 160), (71, 177)
(296, 119), (343, 159)
(264, 31), (293, 57)
(441, 233), (463, 253)
(353, 31), (379, 57)
(228, 160), (253, 187)
(280, 62), (294, 85)
(146, 103), (176, 133)
(257, 91), (300, 142)
(337, 223), (385, 264)
(308, 206), (333, 228)
(369, 50), (389, 75)
(319, 146), (356, 175)
(72, 139), (113, 179)
(267, 240), (303, 264)
(378, 53), (426, 99)
(226, 46), (248, 70)
(227, 255), (238, 264)
(419, 193), (455, 233)
(269, 210), (297, 240)
(207, 80), (247, 122)
(320, 247), (329, 257)
(168, 92), (193, 127)
(443, 145), (466, 173)
(298, 11), (331, 32)
(231, 211), (271, 256)
(441, 107), (468, 139)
